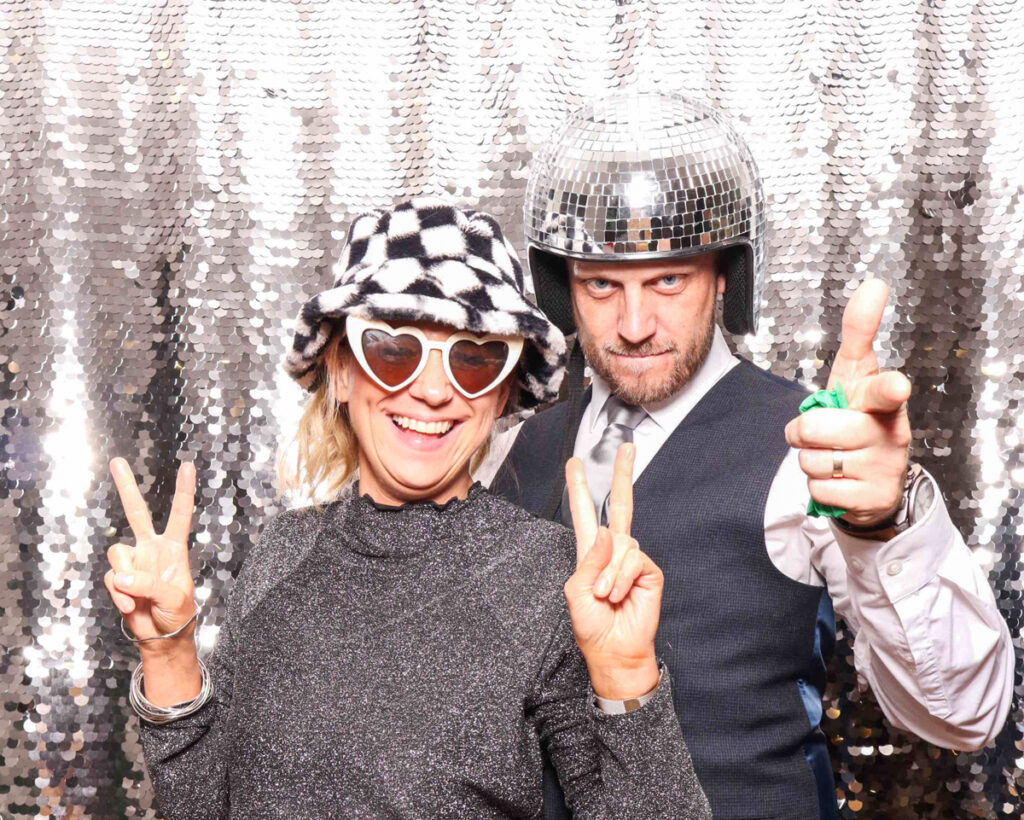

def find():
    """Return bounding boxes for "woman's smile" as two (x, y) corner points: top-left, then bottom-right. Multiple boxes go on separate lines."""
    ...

(384, 410), (464, 452)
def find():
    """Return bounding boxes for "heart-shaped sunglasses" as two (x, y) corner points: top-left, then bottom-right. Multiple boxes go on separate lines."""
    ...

(345, 315), (524, 399)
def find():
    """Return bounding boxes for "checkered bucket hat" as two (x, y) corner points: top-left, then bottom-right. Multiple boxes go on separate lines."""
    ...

(283, 197), (568, 411)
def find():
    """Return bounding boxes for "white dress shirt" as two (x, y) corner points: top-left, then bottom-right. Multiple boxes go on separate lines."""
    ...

(483, 325), (1014, 751)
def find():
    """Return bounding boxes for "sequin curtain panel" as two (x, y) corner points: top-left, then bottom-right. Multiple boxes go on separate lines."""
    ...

(1, 0), (1021, 816)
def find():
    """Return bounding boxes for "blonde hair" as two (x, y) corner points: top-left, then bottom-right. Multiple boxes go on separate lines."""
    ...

(275, 326), (359, 509)
(276, 322), (511, 509)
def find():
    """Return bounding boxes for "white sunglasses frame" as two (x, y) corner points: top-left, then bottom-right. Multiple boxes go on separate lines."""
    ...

(344, 314), (524, 400)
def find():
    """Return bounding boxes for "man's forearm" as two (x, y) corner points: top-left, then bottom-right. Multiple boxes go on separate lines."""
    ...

(834, 483), (1014, 748)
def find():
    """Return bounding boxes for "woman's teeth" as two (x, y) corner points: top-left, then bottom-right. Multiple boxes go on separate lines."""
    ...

(390, 414), (455, 436)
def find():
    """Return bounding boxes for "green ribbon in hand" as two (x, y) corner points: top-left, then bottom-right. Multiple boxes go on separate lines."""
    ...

(798, 382), (848, 518)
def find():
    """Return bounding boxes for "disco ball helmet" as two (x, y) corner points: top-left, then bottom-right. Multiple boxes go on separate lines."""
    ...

(524, 91), (766, 336)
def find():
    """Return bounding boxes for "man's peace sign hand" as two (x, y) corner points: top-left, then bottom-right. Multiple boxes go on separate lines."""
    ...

(784, 280), (913, 529)
(563, 444), (663, 700)
(103, 458), (199, 654)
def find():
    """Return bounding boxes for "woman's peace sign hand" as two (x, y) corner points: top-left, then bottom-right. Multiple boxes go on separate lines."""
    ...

(563, 444), (663, 700)
(103, 458), (198, 653)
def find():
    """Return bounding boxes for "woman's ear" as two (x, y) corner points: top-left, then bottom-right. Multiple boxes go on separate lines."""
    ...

(494, 374), (515, 418)
(326, 336), (352, 405)
(334, 365), (350, 405)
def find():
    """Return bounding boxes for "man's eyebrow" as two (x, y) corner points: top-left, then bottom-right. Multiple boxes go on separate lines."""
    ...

(570, 267), (694, 279)
(638, 268), (697, 281)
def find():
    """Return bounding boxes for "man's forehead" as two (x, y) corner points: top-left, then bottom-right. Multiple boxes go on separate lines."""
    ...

(568, 252), (717, 278)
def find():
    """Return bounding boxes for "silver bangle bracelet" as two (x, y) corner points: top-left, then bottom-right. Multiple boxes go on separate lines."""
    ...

(129, 657), (214, 724)
(121, 597), (202, 645)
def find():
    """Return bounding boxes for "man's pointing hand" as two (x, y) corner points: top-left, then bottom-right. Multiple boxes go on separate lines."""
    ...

(785, 280), (913, 530)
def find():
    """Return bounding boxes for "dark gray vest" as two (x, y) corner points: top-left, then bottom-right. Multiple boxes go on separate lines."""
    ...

(492, 360), (837, 820)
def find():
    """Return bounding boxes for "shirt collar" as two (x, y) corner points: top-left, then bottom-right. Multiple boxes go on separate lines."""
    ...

(587, 325), (738, 433)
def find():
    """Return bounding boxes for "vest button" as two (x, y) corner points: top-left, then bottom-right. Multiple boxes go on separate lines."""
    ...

(887, 560), (903, 576)
(849, 557), (864, 573)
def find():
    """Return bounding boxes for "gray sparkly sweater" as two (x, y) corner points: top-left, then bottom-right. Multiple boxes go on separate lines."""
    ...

(139, 482), (711, 819)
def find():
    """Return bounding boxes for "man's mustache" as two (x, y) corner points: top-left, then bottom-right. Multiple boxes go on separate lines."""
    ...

(603, 341), (678, 357)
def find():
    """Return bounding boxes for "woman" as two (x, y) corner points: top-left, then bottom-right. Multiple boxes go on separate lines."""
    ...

(102, 199), (711, 818)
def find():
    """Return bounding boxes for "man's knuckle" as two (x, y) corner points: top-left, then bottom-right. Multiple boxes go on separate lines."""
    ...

(795, 415), (813, 440)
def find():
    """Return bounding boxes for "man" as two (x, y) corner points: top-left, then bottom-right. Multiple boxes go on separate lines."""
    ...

(491, 92), (1013, 820)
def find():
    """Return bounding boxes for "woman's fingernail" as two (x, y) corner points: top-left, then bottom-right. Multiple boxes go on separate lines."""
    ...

(595, 576), (610, 596)
(115, 573), (133, 587)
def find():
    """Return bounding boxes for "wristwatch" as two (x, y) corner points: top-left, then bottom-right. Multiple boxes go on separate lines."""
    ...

(594, 666), (664, 715)
(832, 462), (933, 541)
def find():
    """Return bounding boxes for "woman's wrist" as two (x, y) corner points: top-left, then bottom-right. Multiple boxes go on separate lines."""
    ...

(585, 653), (660, 700)
(136, 621), (198, 659)
(138, 643), (202, 707)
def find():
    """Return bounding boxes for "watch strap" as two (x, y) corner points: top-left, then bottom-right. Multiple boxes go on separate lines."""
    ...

(594, 665), (664, 715)
(832, 462), (925, 540)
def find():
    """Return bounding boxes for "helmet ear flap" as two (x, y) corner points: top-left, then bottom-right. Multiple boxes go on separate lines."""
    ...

(528, 247), (576, 335)
(720, 244), (756, 335)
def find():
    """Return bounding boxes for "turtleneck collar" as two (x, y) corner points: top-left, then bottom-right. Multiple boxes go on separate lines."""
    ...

(325, 481), (488, 558)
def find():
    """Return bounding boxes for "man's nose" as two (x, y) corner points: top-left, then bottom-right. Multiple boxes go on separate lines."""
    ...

(618, 286), (657, 345)
(407, 349), (453, 406)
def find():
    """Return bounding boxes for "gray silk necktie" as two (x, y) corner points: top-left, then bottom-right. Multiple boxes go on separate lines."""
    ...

(562, 396), (648, 527)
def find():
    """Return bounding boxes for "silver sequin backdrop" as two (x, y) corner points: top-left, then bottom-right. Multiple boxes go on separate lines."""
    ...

(2, 1), (1022, 817)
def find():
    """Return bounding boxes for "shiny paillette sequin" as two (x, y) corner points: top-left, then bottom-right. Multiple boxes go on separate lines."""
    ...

(2, 2), (1021, 818)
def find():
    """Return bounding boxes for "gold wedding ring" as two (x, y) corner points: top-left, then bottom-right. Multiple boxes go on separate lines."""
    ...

(832, 449), (844, 479)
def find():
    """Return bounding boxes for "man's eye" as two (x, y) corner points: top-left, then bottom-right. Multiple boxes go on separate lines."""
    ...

(659, 275), (680, 286)
(588, 278), (612, 290)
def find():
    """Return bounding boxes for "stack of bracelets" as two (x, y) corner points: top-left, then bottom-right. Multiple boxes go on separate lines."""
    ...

(124, 598), (215, 724)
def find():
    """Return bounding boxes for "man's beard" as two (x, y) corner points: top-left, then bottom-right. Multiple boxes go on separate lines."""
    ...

(577, 311), (716, 406)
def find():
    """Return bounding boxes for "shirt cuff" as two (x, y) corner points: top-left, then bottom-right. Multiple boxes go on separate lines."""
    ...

(829, 469), (956, 604)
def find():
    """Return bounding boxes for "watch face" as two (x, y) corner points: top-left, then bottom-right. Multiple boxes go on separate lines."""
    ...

(908, 470), (935, 524)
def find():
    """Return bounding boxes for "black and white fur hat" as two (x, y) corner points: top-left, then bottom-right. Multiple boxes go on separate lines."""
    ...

(283, 197), (567, 411)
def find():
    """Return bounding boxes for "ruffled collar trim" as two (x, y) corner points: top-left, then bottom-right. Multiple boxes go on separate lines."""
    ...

(356, 481), (486, 514)
(325, 481), (487, 558)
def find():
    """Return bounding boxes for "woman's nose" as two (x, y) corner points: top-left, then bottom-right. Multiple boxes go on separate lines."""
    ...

(407, 350), (454, 406)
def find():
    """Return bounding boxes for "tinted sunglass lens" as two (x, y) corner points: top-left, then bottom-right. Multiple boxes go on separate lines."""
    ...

(361, 329), (422, 387)
(449, 340), (509, 395)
